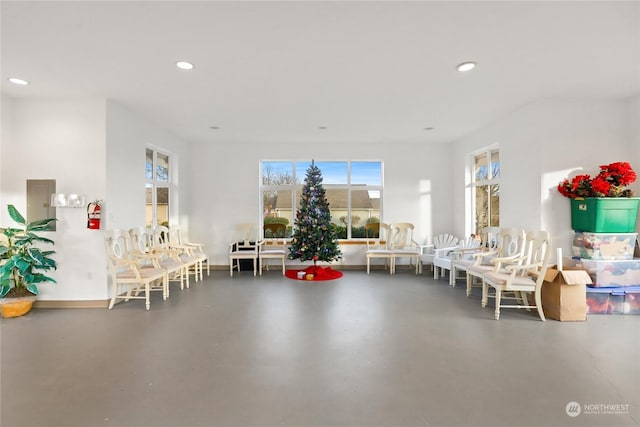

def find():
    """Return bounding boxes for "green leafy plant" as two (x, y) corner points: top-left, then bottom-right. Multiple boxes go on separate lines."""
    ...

(0, 205), (57, 298)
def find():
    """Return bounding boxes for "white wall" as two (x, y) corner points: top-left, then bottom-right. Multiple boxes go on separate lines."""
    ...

(0, 98), (191, 301)
(0, 98), (108, 300)
(452, 97), (640, 262)
(105, 100), (191, 231)
(188, 141), (453, 266)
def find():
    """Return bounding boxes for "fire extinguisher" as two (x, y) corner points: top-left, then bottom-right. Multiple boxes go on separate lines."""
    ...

(87, 201), (102, 230)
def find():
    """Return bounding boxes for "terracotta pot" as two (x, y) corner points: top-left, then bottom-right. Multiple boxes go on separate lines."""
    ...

(0, 296), (37, 318)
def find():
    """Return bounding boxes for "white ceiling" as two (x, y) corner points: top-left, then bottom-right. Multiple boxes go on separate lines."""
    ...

(2, 1), (639, 145)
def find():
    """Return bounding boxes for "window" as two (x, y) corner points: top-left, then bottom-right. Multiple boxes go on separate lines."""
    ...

(261, 160), (383, 239)
(470, 148), (500, 234)
(146, 148), (171, 227)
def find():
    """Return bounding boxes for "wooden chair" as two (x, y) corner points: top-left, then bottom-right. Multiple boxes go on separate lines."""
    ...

(229, 223), (259, 277)
(389, 222), (421, 274)
(466, 228), (526, 297)
(104, 229), (167, 310)
(365, 222), (393, 274)
(169, 225), (209, 281)
(420, 234), (459, 276)
(259, 223), (287, 275)
(482, 230), (551, 320)
(150, 225), (191, 290)
(430, 234), (462, 280)
(450, 227), (500, 286)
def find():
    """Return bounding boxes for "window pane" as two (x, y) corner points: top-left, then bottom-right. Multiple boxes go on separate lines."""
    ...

(145, 149), (154, 180)
(325, 189), (349, 238)
(475, 185), (489, 234)
(489, 184), (500, 226)
(296, 161), (347, 185)
(351, 162), (382, 185)
(157, 187), (169, 226)
(474, 154), (488, 181)
(145, 183), (153, 227)
(491, 151), (500, 179)
(263, 189), (293, 237)
(351, 189), (380, 237)
(262, 162), (295, 185)
(156, 153), (169, 182)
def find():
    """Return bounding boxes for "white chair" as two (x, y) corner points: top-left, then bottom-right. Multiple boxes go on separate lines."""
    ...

(128, 226), (172, 297)
(365, 222), (393, 274)
(482, 230), (551, 321)
(466, 227), (526, 297)
(104, 229), (167, 310)
(389, 222), (421, 274)
(450, 227), (500, 286)
(150, 225), (191, 290)
(229, 224), (260, 277)
(431, 234), (462, 280)
(420, 234), (459, 276)
(259, 223), (287, 275)
(169, 225), (209, 281)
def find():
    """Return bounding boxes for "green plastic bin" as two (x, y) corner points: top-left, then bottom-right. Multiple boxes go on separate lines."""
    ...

(571, 198), (639, 233)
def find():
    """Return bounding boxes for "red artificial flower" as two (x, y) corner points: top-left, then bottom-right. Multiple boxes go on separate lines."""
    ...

(590, 175), (611, 196)
(557, 162), (636, 198)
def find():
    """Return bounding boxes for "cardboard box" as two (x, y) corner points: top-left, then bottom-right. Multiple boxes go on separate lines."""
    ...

(542, 266), (592, 321)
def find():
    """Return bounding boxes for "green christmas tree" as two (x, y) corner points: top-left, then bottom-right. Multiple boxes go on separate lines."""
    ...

(289, 161), (342, 266)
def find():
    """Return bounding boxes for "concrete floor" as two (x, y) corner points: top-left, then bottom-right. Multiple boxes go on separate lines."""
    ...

(1, 269), (638, 427)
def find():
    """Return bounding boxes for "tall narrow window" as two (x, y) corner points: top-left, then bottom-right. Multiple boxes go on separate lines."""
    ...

(471, 148), (500, 234)
(145, 148), (171, 227)
(260, 160), (383, 239)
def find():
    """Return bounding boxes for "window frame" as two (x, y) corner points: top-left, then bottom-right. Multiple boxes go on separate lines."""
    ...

(468, 146), (500, 235)
(145, 147), (172, 228)
(260, 160), (383, 240)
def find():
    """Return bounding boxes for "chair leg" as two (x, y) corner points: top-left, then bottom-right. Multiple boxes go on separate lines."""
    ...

(520, 291), (530, 310)
(281, 259), (285, 275)
(481, 280), (488, 307)
(229, 259), (233, 277)
(145, 282), (151, 310)
(467, 274), (473, 297)
(252, 259), (256, 276)
(494, 289), (501, 320)
(259, 258), (263, 276)
(535, 291), (546, 321)
(109, 283), (118, 309)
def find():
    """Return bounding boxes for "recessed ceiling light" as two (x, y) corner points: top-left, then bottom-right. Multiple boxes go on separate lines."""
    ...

(176, 61), (194, 70)
(424, 127), (434, 131)
(457, 62), (476, 72)
(318, 126), (328, 130)
(209, 126), (220, 130)
(8, 77), (29, 85)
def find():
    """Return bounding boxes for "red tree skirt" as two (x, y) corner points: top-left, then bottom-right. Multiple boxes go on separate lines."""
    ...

(285, 265), (343, 281)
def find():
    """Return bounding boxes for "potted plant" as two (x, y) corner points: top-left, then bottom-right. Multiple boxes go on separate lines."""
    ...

(557, 162), (639, 232)
(0, 204), (57, 318)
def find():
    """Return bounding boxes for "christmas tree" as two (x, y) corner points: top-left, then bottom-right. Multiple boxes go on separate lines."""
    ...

(289, 161), (342, 267)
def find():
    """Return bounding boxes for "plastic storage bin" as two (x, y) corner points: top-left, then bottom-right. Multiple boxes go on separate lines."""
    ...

(571, 232), (637, 260)
(571, 198), (639, 233)
(575, 258), (640, 287)
(586, 286), (640, 314)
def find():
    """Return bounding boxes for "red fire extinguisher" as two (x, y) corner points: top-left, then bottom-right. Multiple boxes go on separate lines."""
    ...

(87, 201), (102, 230)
